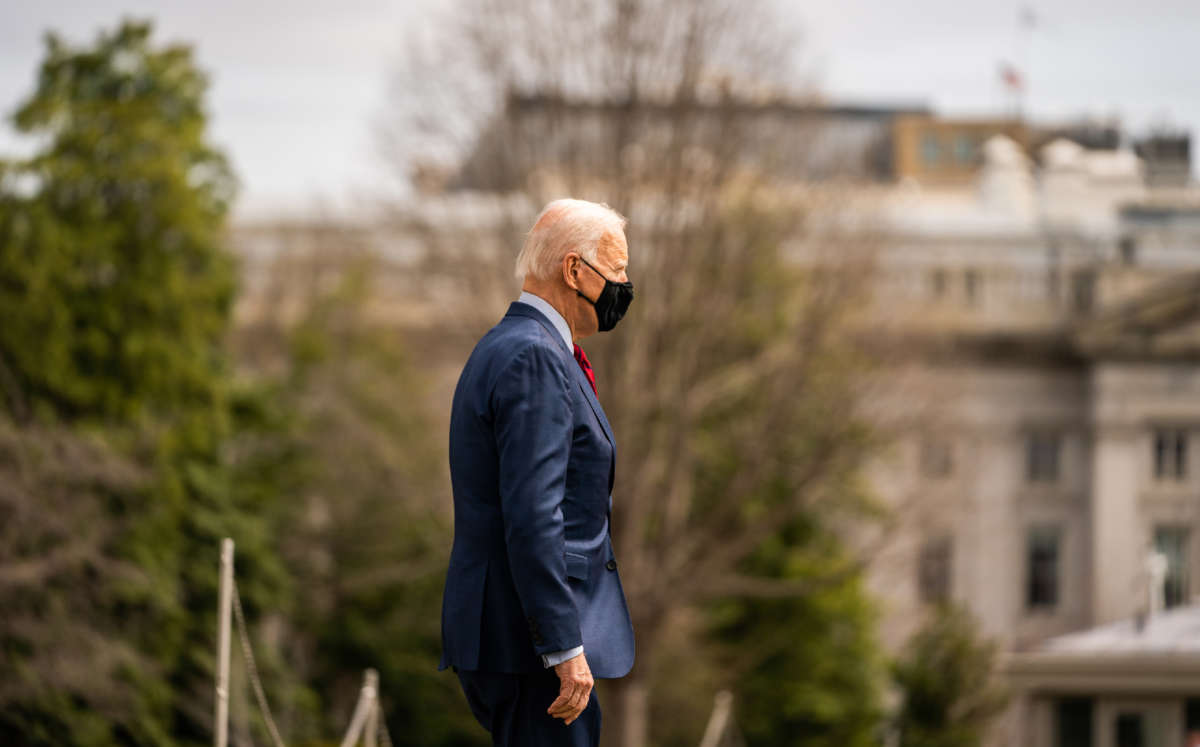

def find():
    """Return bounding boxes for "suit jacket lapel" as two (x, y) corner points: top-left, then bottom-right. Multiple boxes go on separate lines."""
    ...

(507, 301), (616, 448)
(573, 362), (615, 448)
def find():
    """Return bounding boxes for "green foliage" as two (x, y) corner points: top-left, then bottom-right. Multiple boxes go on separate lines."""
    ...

(228, 250), (483, 745)
(0, 18), (282, 746)
(0, 17), (237, 426)
(703, 518), (885, 747)
(0, 18), (480, 744)
(0, 418), (160, 747)
(891, 602), (1010, 747)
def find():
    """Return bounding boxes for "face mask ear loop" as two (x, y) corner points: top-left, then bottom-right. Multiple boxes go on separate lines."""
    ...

(575, 254), (633, 332)
(575, 256), (602, 306)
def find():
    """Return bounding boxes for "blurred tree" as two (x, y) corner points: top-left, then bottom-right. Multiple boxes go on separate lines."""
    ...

(227, 229), (482, 745)
(0, 419), (152, 746)
(381, 1), (902, 744)
(0, 17), (236, 423)
(891, 602), (1010, 747)
(704, 519), (884, 747)
(0, 18), (285, 745)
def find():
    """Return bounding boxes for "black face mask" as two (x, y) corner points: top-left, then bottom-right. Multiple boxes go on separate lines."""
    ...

(576, 257), (634, 332)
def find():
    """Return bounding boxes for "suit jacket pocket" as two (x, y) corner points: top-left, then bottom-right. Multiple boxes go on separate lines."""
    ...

(564, 551), (590, 581)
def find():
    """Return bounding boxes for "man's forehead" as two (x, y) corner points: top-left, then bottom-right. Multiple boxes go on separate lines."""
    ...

(599, 232), (629, 260)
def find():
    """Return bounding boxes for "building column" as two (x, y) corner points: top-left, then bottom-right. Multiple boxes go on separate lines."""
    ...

(1090, 365), (1143, 625)
(968, 434), (1021, 646)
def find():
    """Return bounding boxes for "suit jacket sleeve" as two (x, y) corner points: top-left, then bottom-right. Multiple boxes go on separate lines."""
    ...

(491, 342), (582, 655)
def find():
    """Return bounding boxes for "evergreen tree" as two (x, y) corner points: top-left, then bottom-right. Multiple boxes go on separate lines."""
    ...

(0, 18), (237, 424)
(706, 519), (885, 747)
(891, 602), (1010, 747)
(0, 18), (282, 745)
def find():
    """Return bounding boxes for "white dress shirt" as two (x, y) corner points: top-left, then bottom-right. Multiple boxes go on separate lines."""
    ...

(516, 291), (585, 669)
(518, 291), (572, 353)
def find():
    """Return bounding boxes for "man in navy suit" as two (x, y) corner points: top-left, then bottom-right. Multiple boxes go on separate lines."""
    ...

(440, 198), (636, 745)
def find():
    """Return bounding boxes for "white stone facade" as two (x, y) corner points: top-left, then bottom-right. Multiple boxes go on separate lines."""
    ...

(859, 135), (1200, 747)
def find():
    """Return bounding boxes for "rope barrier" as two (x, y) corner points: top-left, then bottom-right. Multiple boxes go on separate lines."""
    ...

(216, 539), (390, 747)
(231, 578), (288, 747)
(339, 670), (379, 747)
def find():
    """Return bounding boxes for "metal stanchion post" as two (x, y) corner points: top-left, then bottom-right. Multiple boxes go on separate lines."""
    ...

(340, 669), (379, 747)
(214, 538), (235, 747)
(364, 669), (379, 747)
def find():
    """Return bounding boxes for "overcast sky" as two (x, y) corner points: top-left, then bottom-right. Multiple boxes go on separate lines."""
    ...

(1, 0), (1197, 220)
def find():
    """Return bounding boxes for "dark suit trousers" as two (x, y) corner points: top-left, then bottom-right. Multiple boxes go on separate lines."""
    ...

(455, 666), (601, 746)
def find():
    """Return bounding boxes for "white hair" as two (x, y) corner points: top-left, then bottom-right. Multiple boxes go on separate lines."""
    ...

(515, 198), (627, 281)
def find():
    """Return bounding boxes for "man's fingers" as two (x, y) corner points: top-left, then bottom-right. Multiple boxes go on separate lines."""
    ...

(547, 679), (591, 721)
(565, 684), (584, 715)
(548, 680), (580, 717)
(552, 680), (591, 723)
(575, 683), (591, 711)
(564, 688), (590, 724)
(550, 652), (593, 721)
(547, 689), (572, 717)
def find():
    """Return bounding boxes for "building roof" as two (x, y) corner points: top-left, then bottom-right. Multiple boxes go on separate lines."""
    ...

(1004, 606), (1200, 691)
(1040, 605), (1200, 654)
(450, 93), (932, 191)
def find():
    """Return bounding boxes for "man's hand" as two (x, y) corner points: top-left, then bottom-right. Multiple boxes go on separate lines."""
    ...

(547, 651), (593, 725)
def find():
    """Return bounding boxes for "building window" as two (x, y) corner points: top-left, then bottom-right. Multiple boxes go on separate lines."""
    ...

(964, 268), (980, 306)
(1185, 698), (1200, 745)
(1026, 430), (1061, 483)
(1027, 524), (1061, 610)
(918, 535), (953, 603)
(1055, 697), (1093, 747)
(920, 436), (954, 478)
(1154, 428), (1188, 480)
(921, 133), (942, 166)
(1115, 713), (1144, 747)
(1154, 525), (1189, 608)
(953, 134), (974, 164)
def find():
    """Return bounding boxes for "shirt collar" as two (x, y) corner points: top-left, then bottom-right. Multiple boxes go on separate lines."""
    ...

(517, 291), (572, 352)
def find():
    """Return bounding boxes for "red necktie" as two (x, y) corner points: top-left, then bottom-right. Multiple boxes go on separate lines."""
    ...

(573, 344), (597, 396)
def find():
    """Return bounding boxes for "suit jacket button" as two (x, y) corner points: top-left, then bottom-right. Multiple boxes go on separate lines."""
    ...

(605, 559), (617, 571)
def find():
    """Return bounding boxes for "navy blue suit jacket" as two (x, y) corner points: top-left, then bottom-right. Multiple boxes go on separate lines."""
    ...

(439, 301), (635, 678)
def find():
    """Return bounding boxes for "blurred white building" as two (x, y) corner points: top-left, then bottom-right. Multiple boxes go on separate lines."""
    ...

(860, 122), (1200, 747)
(1006, 604), (1200, 747)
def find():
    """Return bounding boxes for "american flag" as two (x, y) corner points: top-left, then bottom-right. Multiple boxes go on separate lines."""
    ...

(999, 63), (1024, 92)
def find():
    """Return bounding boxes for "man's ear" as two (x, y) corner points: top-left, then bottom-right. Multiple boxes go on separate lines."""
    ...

(562, 252), (581, 290)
